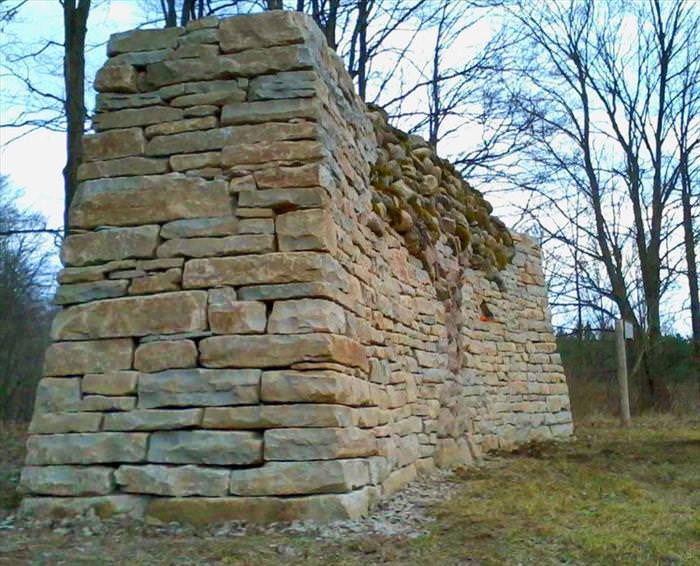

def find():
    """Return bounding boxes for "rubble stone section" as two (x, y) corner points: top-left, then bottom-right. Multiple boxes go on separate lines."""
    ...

(20, 11), (572, 524)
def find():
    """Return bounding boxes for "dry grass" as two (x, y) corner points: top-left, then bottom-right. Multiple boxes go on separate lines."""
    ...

(1, 416), (698, 565)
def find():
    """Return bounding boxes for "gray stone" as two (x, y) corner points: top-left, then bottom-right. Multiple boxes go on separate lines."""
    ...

(61, 225), (160, 267)
(29, 412), (102, 434)
(103, 409), (202, 431)
(116, 465), (229, 496)
(20, 466), (114, 496)
(81, 395), (136, 412)
(248, 71), (318, 100)
(20, 495), (147, 520)
(94, 106), (183, 130)
(54, 280), (129, 305)
(106, 49), (173, 67)
(138, 369), (260, 408)
(237, 282), (339, 302)
(157, 234), (274, 258)
(148, 430), (263, 465)
(96, 92), (163, 111)
(268, 299), (346, 334)
(108, 27), (183, 56)
(238, 218), (274, 234)
(25, 433), (148, 465)
(170, 89), (246, 107)
(264, 428), (377, 460)
(33, 378), (80, 414)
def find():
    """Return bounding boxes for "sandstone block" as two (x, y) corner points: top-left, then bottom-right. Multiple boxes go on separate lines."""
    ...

(138, 369), (260, 408)
(82, 371), (139, 395)
(265, 427), (377, 460)
(20, 466), (114, 496)
(29, 412), (102, 434)
(202, 404), (353, 429)
(108, 27), (183, 55)
(134, 340), (197, 372)
(248, 70), (318, 100)
(129, 268), (182, 295)
(229, 459), (368, 496)
(169, 152), (221, 172)
(170, 88), (246, 107)
(221, 99), (318, 126)
(54, 280), (129, 305)
(44, 339), (134, 376)
(157, 234), (274, 258)
(82, 128), (145, 162)
(237, 281), (339, 302)
(78, 157), (169, 181)
(94, 106), (183, 130)
(25, 433), (148, 465)
(268, 299), (345, 334)
(33, 378), (80, 414)
(20, 495), (147, 520)
(261, 370), (371, 406)
(103, 409), (202, 431)
(199, 334), (367, 371)
(208, 297), (266, 334)
(148, 430), (262, 465)
(61, 225), (160, 267)
(161, 217), (238, 239)
(276, 208), (336, 252)
(116, 465), (229, 496)
(238, 218), (274, 234)
(107, 48), (173, 67)
(96, 92), (163, 111)
(145, 116), (218, 137)
(253, 163), (328, 189)
(51, 291), (207, 340)
(238, 187), (328, 210)
(81, 395), (136, 412)
(70, 174), (231, 229)
(219, 11), (308, 52)
(382, 463), (417, 496)
(94, 65), (138, 93)
(221, 140), (323, 166)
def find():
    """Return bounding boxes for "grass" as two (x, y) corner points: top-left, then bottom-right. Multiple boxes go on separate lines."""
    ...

(0, 415), (698, 565)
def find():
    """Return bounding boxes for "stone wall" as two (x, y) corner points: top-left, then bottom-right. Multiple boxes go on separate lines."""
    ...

(19, 11), (572, 524)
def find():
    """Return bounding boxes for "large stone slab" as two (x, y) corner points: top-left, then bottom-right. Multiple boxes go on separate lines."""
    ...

(157, 235), (274, 258)
(221, 99), (318, 127)
(94, 66), (139, 93)
(70, 174), (231, 229)
(267, 299), (346, 334)
(51, 291), (208, 340)
(94, 106), (183, 130)
(44, 339), (133, 376)
(161, 217), (239, 239)
(82, 371), (139, 395)
(147, 430), (262, 465)
(108, 27), (183, 56)
(228, 459), (369, 495)
(276, 209), (337, 252)
(115, 465), (229, 496)
(54, 280), (129, 305)
(134, 340), (197, 372)
(20, 466), (114, 496)
(61, 225), (160, 267)
(260, 370), (371, 406)
(237, 187), (328, 210)
(219, 11), (309, 53)
(264, 428), (377, 460)
(183, 252), (343, 288)
(33, 379), (80, 414)
(25, 433), (148, 465)
(202, 404), (353, 429)
(20, 495), (147, 520)
(138, 369), (260, 408)
(248, 70), (318, 100)
(82, 128), (145, 162)
(145, 488), (373, 525)
(207, 295), (266, 334)
(29, 412), (102, 434)
(78, 157), (169, 181)
(103, 409), (202, 431)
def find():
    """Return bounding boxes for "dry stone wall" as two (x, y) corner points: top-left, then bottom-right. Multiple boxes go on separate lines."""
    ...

(20, 11), (572, 524)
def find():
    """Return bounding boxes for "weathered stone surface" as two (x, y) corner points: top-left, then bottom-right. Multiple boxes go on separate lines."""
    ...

(145, 117), (218, 138)
(170, 152), (221, 172)
(134, 340), (197, 372)
(129, 268), (182, 294)
(382, 463), (417, 496)
(33, 379), (81, 414)
(219, 11), (308, 53)
(277, 209), (336, 252)
(107, 49), (173, 67)
(238, 218), (274, 234)
(157, 235), (274, 258)
(51, 291), (208, 340)
(253, 163), (328, 189)
(148, 430), (262, 465)
(103, 409), (202, 431)
(116, 465), (229, 496)
(237, 281), (339, 302)
(222, 141), (323, 166)
(268, 299), (346, 334)
(158, 78), (246, 100)
(20, 466), (115, 496)
(82, 371), (139, 395)
(81, 395), (136, 412)
(54, 280), (129, 305)
(200, 334), (367, 371)
(78, 157), (169, 181)
(161, 217), (239, 239)
(248, 70), (318, 100)
(229, 459), (368, 496)
(108, 27), (183, 55)
(94, 65), (138, 93)
(20, 495), (147, 520)
(145, 489), (372, 525)
(70, 174), (230, 229)
(57, 260), (137, 284)
(82, 128), (145, 162)
(183, 252), (342, 288)
(221, 99), (318, 126)
(260, 370), (371, 406)
(96, 92), (163, 111)
(25, 433), (148, 465)
(94, 106), (183, 130)
(138, 369), (260, 408)
(208, 296), (266, 334)
(61, 225), (160, 267)
(170, 88), (246, 107)
(202, 404), (353, 429)
(238, 187), (328, 210)
(168, 43), (219, 60)
(29, 412), (102, 434)
(265, 428), (377, 460)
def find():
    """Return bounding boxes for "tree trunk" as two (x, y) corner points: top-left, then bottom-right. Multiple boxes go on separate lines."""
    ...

(62, 0), (90, 236)
(357, 0), (368, 100)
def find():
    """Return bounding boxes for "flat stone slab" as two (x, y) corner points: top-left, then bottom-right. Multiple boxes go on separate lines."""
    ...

(25, 433), (148, 465)
(147, 430), (263, 465)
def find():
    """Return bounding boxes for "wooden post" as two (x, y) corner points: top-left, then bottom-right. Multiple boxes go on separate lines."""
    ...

(615, 319), (632, 427)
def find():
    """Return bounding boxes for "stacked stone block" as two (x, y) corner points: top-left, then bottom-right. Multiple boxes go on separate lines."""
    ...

(20, 11), (572, 524)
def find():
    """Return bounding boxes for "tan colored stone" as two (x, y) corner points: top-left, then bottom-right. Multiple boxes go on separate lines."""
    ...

(61, 225), (160, 267)
(278, 209), (336, 253)
(170, 152), (221, 171)
(78, 157), (169, 181)
(222, 140), (323, 167)
(20, 466), (115, 496)
(44, 339), (133, 376)
(157, 235), (274, 258)
(20, 495), (147, 520)
(253, 163), (328, 189)
(238, 218), (274, 234)
(202, 404), (353, 429)
(145, 116), (218, 137)
(221, 99), (318, 126)
(170, 88), (246, 107)
(82, 128), (145, 162)
(29, 412), (102, 434)
(268, 299), (345, 334)
(200, 334), (368, 371)
(382, 464), (417, 496)
(261, 370), (371, 405)
(25, 433), (148, 465)
(94, 65), (138, 93)
(129, 268), (182, 295)
(138, 369), (260, 408)
(219, 11), (308, 52)
(50, 291), (207, 340)
(116, 465), (229, 496)
(148, 430), (262, 465)
(248, 70), (318, 100)
(82, 371), (139, 396)
(81, 395), (136, 412)
(265, 427), (377, 460)
(96, 92), (163, 111)
(33, 378), (80, 414)
(103, 409), (202, 431)
(70, 174), (231, 229)
(106, 49), (172, 67)
(54, 280), (129, 305)
(108, 27), (183, 55)
(94, 106), (183, 130)
(134, 340), (197, 372)
(238, 187), (328, 210)
(57, 260), (137, 284)
(208, 296), (266, 334)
